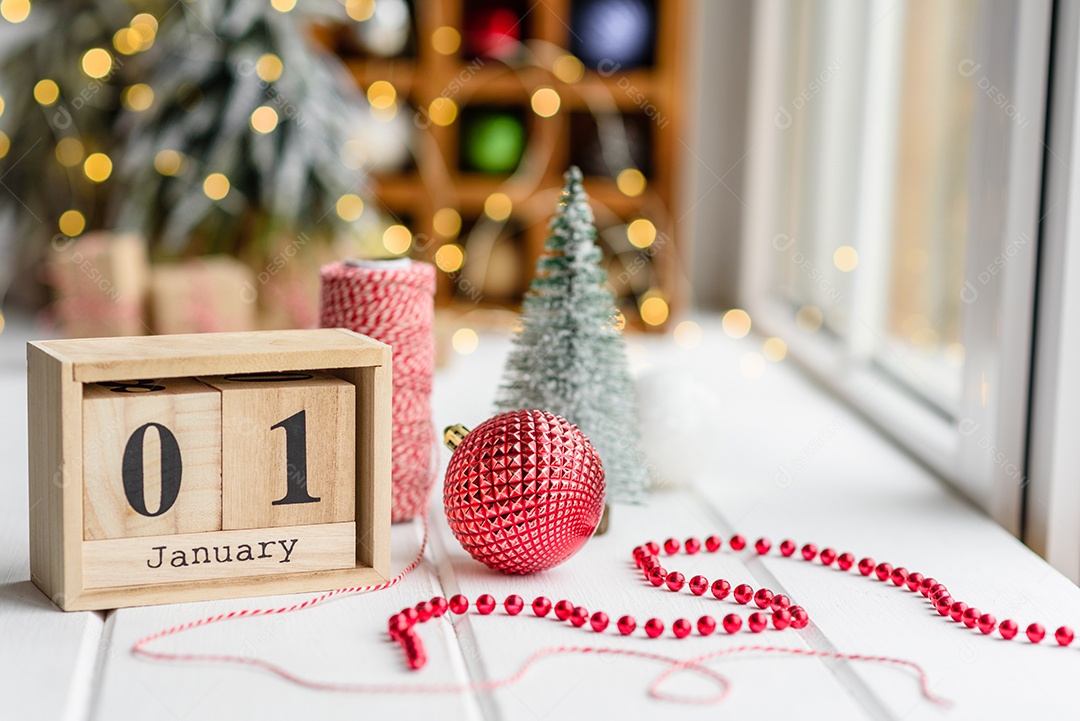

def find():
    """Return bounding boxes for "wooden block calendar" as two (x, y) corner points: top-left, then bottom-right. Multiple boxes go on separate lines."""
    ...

(27, 329), (392, 611)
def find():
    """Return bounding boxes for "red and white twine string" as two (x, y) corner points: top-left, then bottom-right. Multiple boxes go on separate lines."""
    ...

(319, 260), (438, 522)
(131, 522), (963, 708)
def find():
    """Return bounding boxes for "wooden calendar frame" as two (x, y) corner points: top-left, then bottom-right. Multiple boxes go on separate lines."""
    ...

(27, 328), (392, 611)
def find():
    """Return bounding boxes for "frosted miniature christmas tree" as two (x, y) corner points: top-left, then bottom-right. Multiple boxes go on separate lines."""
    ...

(496, 166), (648, 502)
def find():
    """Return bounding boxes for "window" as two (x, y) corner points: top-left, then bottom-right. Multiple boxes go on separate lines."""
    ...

(741, 0), (1051, 541)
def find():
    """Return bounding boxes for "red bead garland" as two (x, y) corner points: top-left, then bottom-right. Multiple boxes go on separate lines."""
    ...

(389, 530), (1080, 671)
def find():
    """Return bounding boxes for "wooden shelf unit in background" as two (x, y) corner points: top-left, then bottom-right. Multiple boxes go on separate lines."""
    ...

(322, 0), (688, 331)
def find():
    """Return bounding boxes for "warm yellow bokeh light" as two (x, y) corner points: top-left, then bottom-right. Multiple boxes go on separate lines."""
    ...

(530, 87), (561, 118)
(256, 54), (283, 82)
(33, 79), (59, 106)
(121, 84), (154, 112)
(113, 28), (140, 55)
(335, 193), (365, 222)
(452, 327), (479, 355)
(58, 210), (86, 237)
(640, 295), (669, 326)
(833, 245), (859, 272)
(81, 48), (113, 79)
(55, 137), (84, 167)
(83, 153), (112, 182)
(271, 0), (296, 12)
(722, 308), (751, 339)
(763, 337), (788, 362)
(796, 305), (824, 332)
(673, 320), (702, 349)
(0, 130), (9, 159)
(484, 192), (513, 221)
(433, 207), (462, 238)
(552, 54), (585, 84)
(203, 173), (230, 200)
(428, 97), (458, 126)
(627, 218), (656, 248)
(613, 311), (627, 331)
(435, 243), (465, 273)
(0, 95), (4, 118)
(617, 168), (647, 197)
(0, 0), (30, 23)
(383, 225), (412, 254)
(250, 105), (279, 133)
(740, 352), (766, 379)
(345, 0), (375, 21)
(154, 149), (184, 176)
(367, 80), (397, 110)
(341, 139), (367, 169)
(131, 12), (157, 29)
(431, 26), (461, 55)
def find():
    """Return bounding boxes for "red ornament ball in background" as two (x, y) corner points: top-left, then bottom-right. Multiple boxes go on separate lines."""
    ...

(466, 7), (521, 59)
(443, 410), (606, 574)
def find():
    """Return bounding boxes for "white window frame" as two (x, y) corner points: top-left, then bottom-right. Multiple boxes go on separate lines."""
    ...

(739, 0), (1052, 543)
(1027, 0), (1080, 582)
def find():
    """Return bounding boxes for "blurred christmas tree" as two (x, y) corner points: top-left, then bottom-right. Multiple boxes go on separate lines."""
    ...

(496, 166), (648, 503)
(0, 0), (152, 302)
(0, 0), (376, 308)
(116, 0), (368, 255)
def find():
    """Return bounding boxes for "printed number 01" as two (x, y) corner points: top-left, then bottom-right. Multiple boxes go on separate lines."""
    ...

(121, 411), (319, 517)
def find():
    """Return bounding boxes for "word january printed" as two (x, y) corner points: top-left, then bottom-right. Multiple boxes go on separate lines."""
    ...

(147, 538), (299, 568)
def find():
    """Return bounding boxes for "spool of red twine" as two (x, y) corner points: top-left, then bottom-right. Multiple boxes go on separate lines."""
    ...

(320, 259), (437, 522)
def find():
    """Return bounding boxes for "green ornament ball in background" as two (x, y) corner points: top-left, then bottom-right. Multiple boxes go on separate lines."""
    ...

(462, 112), (526, 174)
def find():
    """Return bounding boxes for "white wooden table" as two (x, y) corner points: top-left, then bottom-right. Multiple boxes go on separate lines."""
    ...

(2, 317), (1078, 720)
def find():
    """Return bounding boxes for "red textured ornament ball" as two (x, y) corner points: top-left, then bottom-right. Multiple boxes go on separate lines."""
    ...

(443, 410), (606, 574)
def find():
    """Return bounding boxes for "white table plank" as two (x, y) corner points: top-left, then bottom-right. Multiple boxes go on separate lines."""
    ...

(681, 323), (1080, 720)
(425, 493), (878, 719)
(0, 365), (106, 721)
(92, 519), (482, 721)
